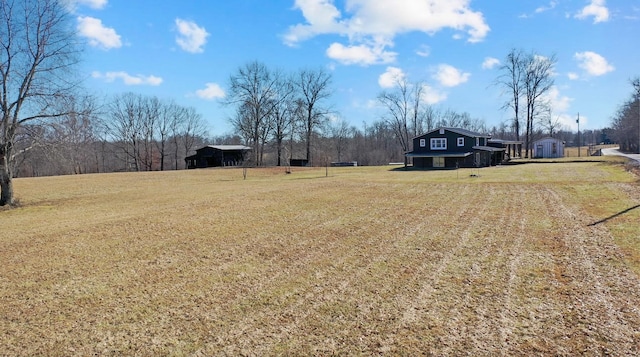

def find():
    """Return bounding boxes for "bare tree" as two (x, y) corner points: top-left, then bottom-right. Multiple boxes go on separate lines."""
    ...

(496, 48), (525, 157)
(294, 68), (333, 165)
(170, 105), (187, 170)
(269, 72), (295, 166)
(435, 109), (486, 133)
(539, 107), (562, 137)
(155, 101), (178, 171)
(139, 96), (159, 171)
(631, 77), (640, 153)
(377, 78), (412, 154)
(523, 53), (556, 157)
(611, 78), (640, 153)
(377, 78), (433, 157)
(329, 118), (350, 162)
(107, 92), (144, 171)
(225, 61), (279, 166)
(180, 106), (207, 165)
(496, 49), (556, 158)
(230, 101), (255, 147)
(423, 105), (438, 133)
(0, 0), (81, 205)
(48, 95), (99, 174)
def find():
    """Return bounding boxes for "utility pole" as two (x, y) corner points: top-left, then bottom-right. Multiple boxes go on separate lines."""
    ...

(576, 113), (580, 157)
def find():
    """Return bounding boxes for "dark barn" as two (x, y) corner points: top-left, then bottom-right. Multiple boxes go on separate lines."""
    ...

(185, 145), (251, 169)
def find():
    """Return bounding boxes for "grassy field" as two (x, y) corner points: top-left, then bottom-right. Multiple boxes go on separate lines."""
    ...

(2, 159), (640, 355)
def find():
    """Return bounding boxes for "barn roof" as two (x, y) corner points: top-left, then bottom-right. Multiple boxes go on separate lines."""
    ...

(488, 139), (523, 145)
(532, 137), (564, 144)
(414, 127), (491, 139)
(204, 145), (251, 151)
(473, 146), (506, 152)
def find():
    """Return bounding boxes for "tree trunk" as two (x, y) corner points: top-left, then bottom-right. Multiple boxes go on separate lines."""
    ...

(0, 153), (14, 206)
(305, 105), (313, 164)
(174, 138), (180, 170)
(159, 140), (165, 171)
(306, 131), (311, 164)
(276, 137), (282, 166)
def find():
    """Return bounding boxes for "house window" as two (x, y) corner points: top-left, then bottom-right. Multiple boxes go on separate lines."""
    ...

(475, 137), (480, 146)
(433, 157), (445, 167)
(419, 139), (426, 147)
(431, 138), (447, 150)
(457, 137), (464, 147)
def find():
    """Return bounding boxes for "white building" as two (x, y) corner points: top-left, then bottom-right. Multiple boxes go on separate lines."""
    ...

(533, 137), (564, 158)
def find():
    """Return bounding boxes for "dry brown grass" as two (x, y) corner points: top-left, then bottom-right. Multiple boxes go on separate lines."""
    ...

(564, 144), (618, 158)
(2, 163), (640, 355)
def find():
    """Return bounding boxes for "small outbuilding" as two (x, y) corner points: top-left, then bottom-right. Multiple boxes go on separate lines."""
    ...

(532, 137), (564, 158)
(185, 145), (251, 169)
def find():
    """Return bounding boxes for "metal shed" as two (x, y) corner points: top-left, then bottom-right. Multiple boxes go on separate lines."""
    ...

(533, 137), (565, 158)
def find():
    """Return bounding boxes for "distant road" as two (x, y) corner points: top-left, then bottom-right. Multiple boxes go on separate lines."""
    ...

(601, 147), (640, 164)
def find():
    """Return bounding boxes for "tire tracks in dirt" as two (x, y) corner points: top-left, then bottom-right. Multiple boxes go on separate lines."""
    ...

(380, 184), (498, 352)
(200, 183), (441, 354)
(497, 185), (527, 353)
(541, 186), (640, 354)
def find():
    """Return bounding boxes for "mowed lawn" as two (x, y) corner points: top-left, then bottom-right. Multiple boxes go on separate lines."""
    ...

(2, 161), (640, 355)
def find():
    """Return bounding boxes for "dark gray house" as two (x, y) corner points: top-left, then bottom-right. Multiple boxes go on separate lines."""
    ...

(405, 127), (506, 169)
(185, 145), (251, 169)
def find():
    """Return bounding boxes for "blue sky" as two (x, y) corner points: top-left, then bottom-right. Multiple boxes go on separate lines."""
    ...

(71, 0), (639, 135)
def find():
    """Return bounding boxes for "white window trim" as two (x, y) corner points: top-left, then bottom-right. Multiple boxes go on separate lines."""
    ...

(419, 139), (426, 147)
(457, 137), (464, 147)
(430, 138), (447, 150)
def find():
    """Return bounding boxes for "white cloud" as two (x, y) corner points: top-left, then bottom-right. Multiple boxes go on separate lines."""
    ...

(195, 83), (226, 100)
(77, 0), (107, 9)
(568, 72), (579, 80)
(63, 0), (107, 11)
(555, 113), (584, 131)
(535, 1), (557, 13)
(175, 19), (209, 53)
(92, 71), (163, 86)
(433, 64), (470, 87)
(378, 67), (405, 88)
(284, 0), (489, 64)
(420, 85), (447, 105)
(77, 16), (121, 50)
(574, 51), (614, 76)
(283, 0), (346, 45)
(544, 86), (572, 113)
(326, 42), (396, 66)
(416, 45), (431, 57)
(482, 57), (500, 70)
(575, 0), (609, 23)
(537, 86), (578, 130)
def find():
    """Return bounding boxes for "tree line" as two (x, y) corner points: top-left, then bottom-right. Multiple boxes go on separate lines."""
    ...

(610, 78), (640, 153)
(15, 93), (209, 177)
(0, 0), (634, 206)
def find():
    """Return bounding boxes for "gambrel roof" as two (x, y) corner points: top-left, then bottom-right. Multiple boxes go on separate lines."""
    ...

(413, 127), (490, 139)
(200, 145), (251, 151)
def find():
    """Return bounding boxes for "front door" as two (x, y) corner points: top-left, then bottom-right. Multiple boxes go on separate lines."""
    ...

(433, 157), (445, 168)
